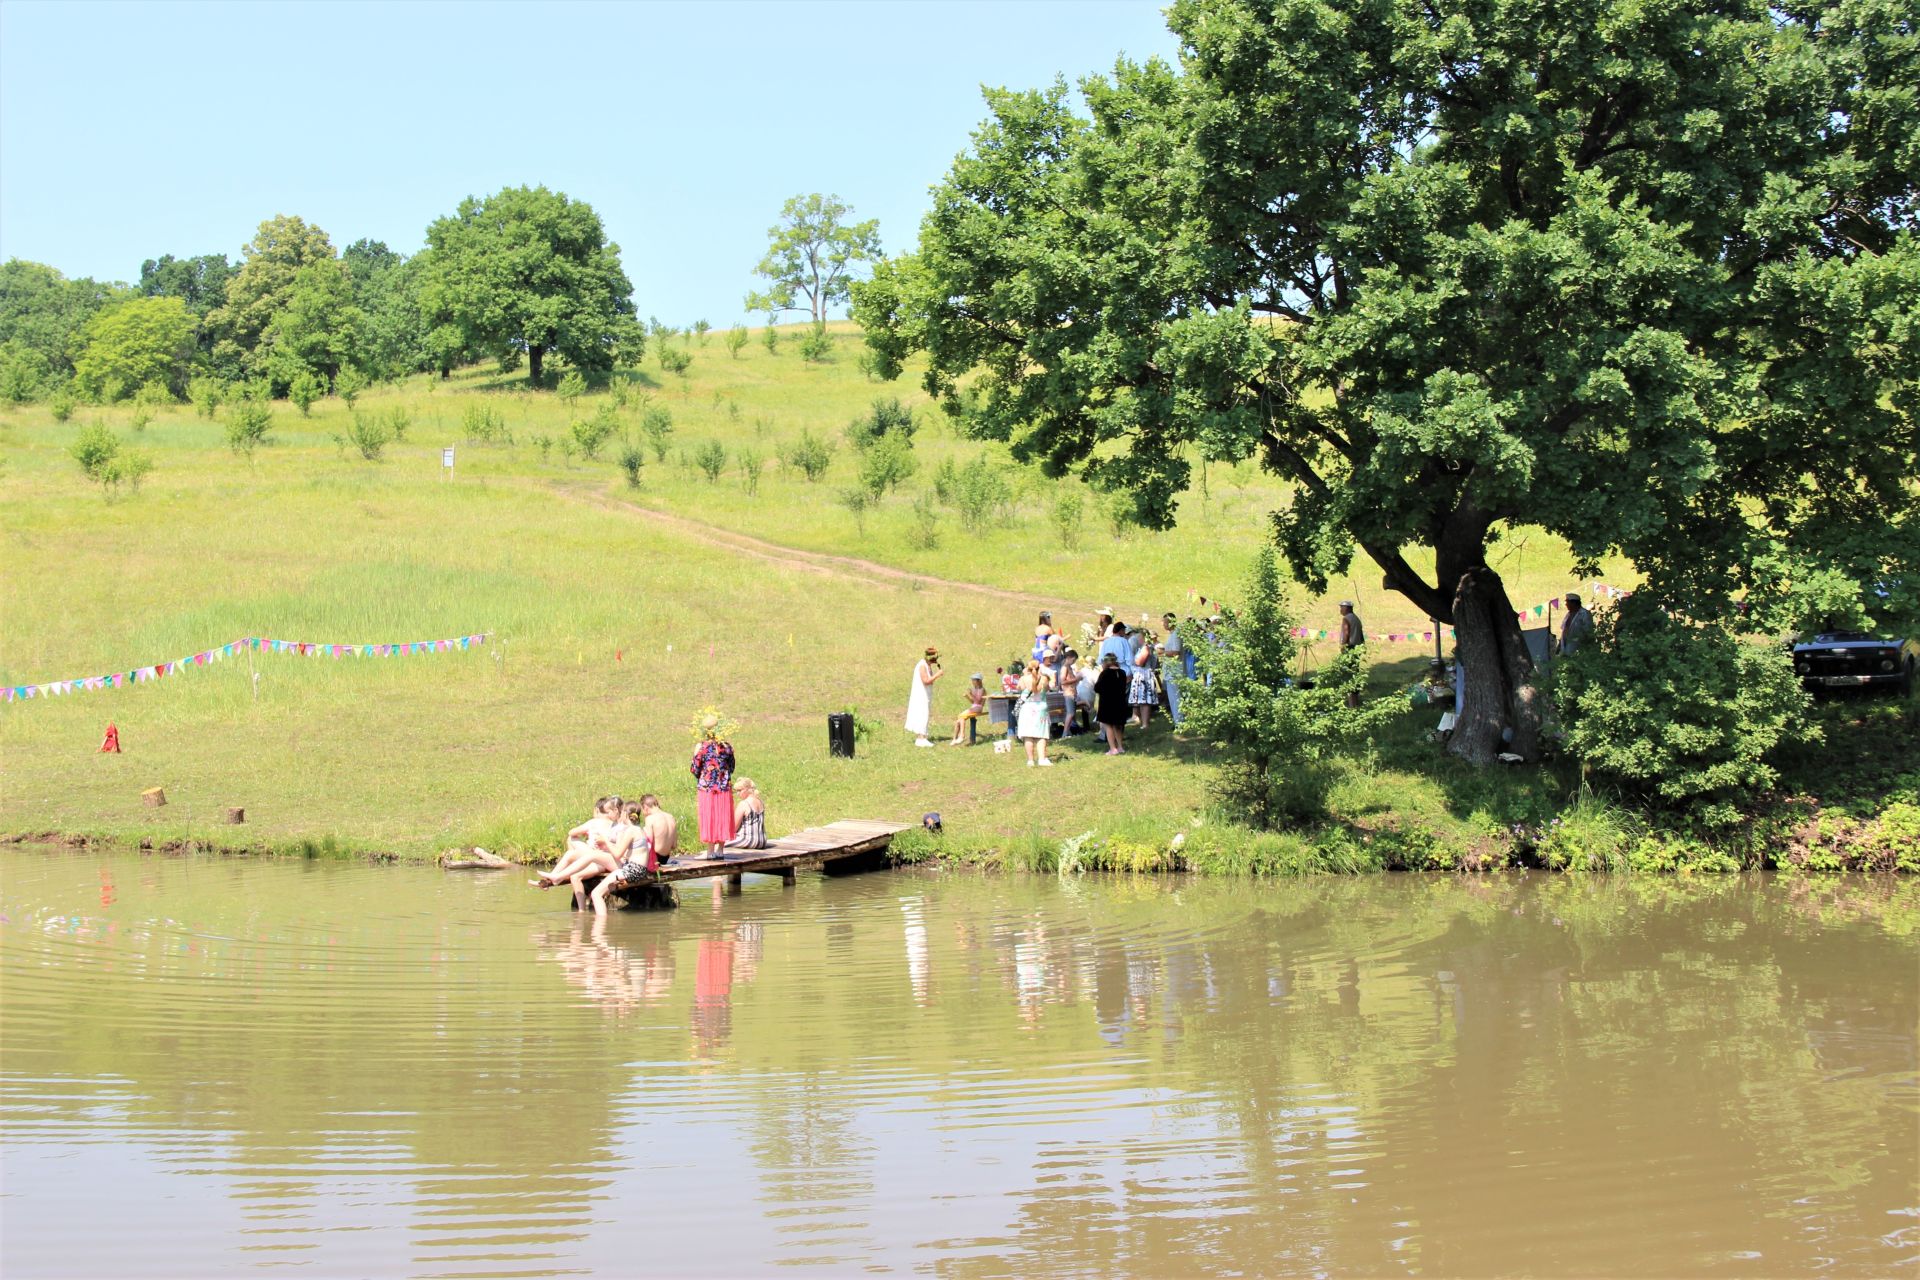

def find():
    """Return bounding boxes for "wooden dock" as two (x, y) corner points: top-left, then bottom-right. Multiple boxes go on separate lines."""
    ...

(579, 818), (913, 908)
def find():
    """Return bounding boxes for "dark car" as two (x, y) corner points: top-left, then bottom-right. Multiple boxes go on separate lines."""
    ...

(1789, 631), (1919, 696)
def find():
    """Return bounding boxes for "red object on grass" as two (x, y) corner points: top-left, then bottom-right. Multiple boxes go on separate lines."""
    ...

(99, 723), (120, 753)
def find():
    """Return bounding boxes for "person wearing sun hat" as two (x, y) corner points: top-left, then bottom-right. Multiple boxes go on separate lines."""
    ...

(906, 646), (943, 747)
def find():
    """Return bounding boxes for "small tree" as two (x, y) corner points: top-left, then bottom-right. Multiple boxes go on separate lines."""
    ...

(188, 377), (223, 419)
(846, 396), (916, 451)
(288, 370), (323, 417)
(657, 344), (692, 381)
(106, 449), (153, 496)
(1051, 490), (1084, 549)
(859, 429), (916, 499)
(725, 325), (748, 359)
(381, 405), (410, 442)
(1180, 547), (1391, 825)
(226, 401), (273, 458)
(836, 486), (870, 535)
(784, 428), (835, 481)
(346, 411), (391, 460)
(335, 366), (367, 408)
(762, 315), (779, 354)
(639, 404), (674, 460)
(70, 422), (120, 483)
(695, 439), (728, 482)
(953, 455), (1012, 532)
(462, 404), (510, 444)
(556, 369), (587, 407)
(571, 403), (619, 459)
(744, 193), (882, 324)
(909, 491), (941, 549)
(692, 319), (711, 344)
(129, 408), (152, 433)
(133, 379), (173, 408)
(618, 440), (646, 487)
(798, 321), (833, 363)
(49, 391), (75, 422)
(738, 446), (763, 496)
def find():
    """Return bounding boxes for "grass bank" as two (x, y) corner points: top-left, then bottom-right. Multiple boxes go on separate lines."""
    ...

(2, 324), (1912, 871)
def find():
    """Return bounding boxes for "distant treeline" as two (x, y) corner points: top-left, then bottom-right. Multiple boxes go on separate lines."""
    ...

(0, 185), (644, 406)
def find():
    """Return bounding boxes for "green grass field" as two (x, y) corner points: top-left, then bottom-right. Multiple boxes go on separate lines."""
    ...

(2, 322), (1658, 862)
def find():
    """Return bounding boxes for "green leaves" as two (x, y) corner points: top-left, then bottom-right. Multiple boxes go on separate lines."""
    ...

(745, 194), (882, 325)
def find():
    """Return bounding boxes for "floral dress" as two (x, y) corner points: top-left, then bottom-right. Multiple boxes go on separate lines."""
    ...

(691, 739), (736, 845)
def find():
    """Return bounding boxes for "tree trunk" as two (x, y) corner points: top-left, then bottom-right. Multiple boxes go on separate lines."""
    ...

(528, 344), (545, 388)
(1448, 565), (1543, 764)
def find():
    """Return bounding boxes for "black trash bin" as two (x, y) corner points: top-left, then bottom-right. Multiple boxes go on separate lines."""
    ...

(827, 712), (856, 759)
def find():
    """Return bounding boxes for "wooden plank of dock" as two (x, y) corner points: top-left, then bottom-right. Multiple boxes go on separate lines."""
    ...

(590, 818), (913, 906)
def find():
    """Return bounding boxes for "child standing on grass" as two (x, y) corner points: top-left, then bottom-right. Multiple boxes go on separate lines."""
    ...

(950, 675), (988, 745)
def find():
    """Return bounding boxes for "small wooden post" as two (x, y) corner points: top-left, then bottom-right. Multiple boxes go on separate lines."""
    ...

(779, 868), (797, 888)
(725, 874), (743, 895)
(225, 806), (246, 824)
(141, 787), (167, 808)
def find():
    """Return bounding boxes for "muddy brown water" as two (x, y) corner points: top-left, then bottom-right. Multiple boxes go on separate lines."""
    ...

(2, 849), (1914, 1278)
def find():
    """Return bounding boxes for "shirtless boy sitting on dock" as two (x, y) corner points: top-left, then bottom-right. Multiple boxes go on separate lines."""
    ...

(639, 795), (677, 869)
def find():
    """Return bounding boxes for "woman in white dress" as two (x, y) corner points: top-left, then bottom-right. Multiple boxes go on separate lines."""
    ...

(1016, 661), (1054, 767)
(906, 646), (942, 747)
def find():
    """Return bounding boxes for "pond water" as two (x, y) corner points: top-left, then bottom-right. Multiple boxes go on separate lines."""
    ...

(2, 849), (1915, 1278)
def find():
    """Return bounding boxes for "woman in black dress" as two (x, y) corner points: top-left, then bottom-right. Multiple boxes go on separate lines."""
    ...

(1093, 652), (1130, 756)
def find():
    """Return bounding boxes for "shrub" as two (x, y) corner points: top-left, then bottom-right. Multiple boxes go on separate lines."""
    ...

(694, 439), (727, 482)
(762, 320), (779, 354)
(738, 447), (763, 496)
(909, 491), (941, 549)
(639, 404), (673, 460)
(570, 403), (620, 460)
(106, 449), (154, 496)
(529, 432), (555, 462)
(1051, 490), (1084, 548)
(931, 457), (959, 504)
(836, 486), (870, 534)
(0, 341), (47, 403)
(1180, 546), (1396, 826)
(226, 401), (273, 457)
(129, 408), (152, 434)
(334, 366), (367, 408)
(1555, 599), (1813, 820)
(859, 429), (916, 499)
(188, 376), (223, 419)
(784, 428), (835, 481)
(49, 390), (75, 422)
(556, 370), (587, 407)
(657, 345), (693, 379)
(798, 321), (833, 363)
(618, 441), (645, 488)
(288, 370), (323, 417)
(846, 397), (916, 450)
(692, 319), (711, 344)
(953, 455), (1012, 531)
(133, 379), (174, 408)
(346, 411), (391, 460)
(70, 422), (120, 481)
(462, 404), (510, 444)
(381, 405), (410, 442)
(725, 325), (748, 359)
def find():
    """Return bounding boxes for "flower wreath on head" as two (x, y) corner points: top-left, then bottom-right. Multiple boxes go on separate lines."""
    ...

(688, 706), (739, 743)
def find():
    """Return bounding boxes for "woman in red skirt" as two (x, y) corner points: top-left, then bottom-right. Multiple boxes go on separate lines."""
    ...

(690, 715), (737, 856)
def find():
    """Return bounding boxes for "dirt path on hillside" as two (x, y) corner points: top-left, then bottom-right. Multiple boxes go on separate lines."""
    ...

(531, 479), (1087, 612)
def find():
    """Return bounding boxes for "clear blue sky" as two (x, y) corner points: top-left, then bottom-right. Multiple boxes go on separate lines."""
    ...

(0, 0), (1176, 326)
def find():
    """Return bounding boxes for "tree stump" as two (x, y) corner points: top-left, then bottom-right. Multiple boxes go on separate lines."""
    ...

(225, 807), (246, 824)
(141, 787), (167, 808)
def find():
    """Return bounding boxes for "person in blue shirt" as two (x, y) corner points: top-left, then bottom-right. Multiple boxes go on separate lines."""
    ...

(1098, 621), (1133, 671)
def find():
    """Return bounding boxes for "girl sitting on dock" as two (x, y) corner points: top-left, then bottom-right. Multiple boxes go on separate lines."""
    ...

(533, 796), (628, 892)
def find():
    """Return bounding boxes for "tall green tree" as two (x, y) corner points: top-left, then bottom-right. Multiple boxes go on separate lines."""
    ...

(207, 216), (337, 378)
(263, 261), (363, 391)
(73, 296), (197, 401)
(138, 253), (234, 316)
(855, 0), (1920, 765)
(419, 185), (640, 387)
(0, 259), (130, 379)
(745, 193), (882, 325)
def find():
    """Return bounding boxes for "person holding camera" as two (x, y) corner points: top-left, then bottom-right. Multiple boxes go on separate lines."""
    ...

(906, 646), (944, 747)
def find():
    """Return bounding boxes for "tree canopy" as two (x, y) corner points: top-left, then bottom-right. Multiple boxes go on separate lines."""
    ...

(73, 296), (196, 401)
(420, 185), (639, 387)
(208, 215), (338, 380)
(0, 259), (130, 378)
(854, 0), (1920, 764)
(746, 193), (882, 325)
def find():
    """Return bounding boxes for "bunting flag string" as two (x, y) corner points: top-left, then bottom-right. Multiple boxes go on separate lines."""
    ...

(1185, 582), (1633, 646)
(2, 632), (490, 705)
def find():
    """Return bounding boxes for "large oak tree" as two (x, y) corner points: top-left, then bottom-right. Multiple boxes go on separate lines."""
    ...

(855, 0), (1919, 764)
(420, 185), (639, 387)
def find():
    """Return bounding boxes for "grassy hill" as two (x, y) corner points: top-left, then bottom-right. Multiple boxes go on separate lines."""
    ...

(0, 320), (1797, 867)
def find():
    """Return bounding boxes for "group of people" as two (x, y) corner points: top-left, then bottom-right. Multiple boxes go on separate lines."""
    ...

(529, 716), (770, 913)
(908, 607), (1201, 762)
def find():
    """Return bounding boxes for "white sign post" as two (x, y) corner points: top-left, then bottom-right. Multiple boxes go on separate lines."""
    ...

(442, 446), (455, 479)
